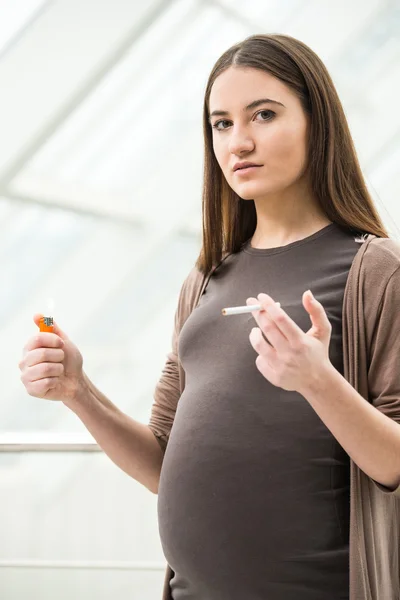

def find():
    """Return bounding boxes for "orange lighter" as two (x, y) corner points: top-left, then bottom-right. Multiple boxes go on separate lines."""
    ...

(39, 316), (54, 332)
(39, 298), (54, 332)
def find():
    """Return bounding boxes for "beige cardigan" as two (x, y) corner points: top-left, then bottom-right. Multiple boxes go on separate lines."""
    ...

(150, 234), (400, 600)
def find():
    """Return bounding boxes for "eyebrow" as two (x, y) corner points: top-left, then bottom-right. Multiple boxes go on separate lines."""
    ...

(208, 98), (285, 122)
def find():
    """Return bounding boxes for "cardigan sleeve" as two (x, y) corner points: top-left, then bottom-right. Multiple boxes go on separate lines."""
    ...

(148, 265), (206, 453)
(367, 264), (400, 496)
(148, 294), (181, 454)
(147, 266), (203, 453)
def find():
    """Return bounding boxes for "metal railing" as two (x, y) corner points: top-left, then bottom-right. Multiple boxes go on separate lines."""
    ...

(0, 432), (101, 452)
(0, 559), (165, 570)
(0, 432), (166, 572)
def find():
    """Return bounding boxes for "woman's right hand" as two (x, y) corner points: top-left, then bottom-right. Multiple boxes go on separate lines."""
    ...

(19, 314), (84, 403)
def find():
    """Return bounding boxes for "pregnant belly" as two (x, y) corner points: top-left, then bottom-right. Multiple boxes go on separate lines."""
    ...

(157, 432), (346, 586)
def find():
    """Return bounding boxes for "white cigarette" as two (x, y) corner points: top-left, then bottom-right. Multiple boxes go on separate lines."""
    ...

(222, 302), (280, 316)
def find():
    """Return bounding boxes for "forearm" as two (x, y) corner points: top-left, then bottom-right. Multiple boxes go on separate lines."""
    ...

(301, 363), (400, 490)
(63, 371), (164, 494)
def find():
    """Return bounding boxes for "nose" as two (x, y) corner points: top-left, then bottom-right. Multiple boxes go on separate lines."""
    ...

(228, 127), (255, 155)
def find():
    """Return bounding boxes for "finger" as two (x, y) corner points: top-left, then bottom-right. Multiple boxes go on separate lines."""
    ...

(247, 298), (287, 350)
(246, 297), (279, 329)
(258, 313), (287, 351)
(24, 332), (64, 354)
(33, 314), (69, 341)
(247, 294), (276, 308)
(255, 354), (276, 383)
(24, 378), (59, 398)
(302, 291), (332, 334)
(257, 294), (303, 345)
(249, 327), (276, 358)
(24, 362), (64, 382)
(23, 348), (65, 368)
(33, 313), (43, 327)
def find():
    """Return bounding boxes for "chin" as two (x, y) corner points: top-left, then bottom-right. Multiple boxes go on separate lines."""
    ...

(237, 193), (256, 201)
(233, 185), (271, 200)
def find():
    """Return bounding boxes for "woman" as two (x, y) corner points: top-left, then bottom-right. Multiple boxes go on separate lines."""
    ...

(150, 34), (400, 600)
(20, 34), (400, 600)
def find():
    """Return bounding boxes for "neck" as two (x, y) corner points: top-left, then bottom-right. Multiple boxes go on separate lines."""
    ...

(250, 181), (331, 249)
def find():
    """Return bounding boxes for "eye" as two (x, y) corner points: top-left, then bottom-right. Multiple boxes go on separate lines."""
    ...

(211, 109), (276, 131)
(255, 109), (275, 122)
(212, 119), (231, 131)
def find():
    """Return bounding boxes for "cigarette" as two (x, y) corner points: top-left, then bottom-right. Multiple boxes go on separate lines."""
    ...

(39, 297), (54, 332)
(222, 302), (280, 316)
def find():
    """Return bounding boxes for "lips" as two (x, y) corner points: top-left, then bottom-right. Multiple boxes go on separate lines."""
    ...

(233, 162), (262, 171)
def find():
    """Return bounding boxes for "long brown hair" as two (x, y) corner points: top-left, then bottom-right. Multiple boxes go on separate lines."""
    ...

(195, 33), (389, 275)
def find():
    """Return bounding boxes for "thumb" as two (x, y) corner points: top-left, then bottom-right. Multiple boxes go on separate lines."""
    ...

(302, 290), (331, 335)
(33, 313), (69, 341)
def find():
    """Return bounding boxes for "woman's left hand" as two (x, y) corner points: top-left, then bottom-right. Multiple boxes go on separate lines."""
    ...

(247, 291), (333, 394)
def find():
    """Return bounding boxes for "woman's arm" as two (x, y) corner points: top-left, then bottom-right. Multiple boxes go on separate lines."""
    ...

(301, 362), (400, 492)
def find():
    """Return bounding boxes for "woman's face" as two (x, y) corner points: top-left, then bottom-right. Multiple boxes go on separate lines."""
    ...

(208, 67), (310, 200)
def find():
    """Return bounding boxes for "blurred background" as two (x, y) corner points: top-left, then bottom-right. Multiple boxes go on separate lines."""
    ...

(0, 0), (399, 598)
